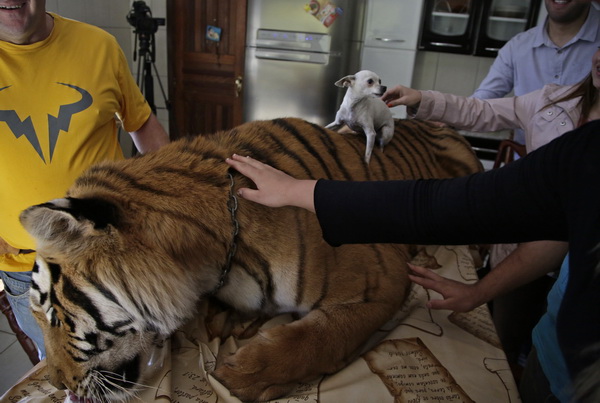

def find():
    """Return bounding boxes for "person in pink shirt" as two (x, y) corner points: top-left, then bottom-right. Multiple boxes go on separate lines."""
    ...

(381, 47), (600, 153)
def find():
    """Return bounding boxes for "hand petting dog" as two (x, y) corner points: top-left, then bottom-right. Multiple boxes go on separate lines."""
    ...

(381, 85), (423, 110)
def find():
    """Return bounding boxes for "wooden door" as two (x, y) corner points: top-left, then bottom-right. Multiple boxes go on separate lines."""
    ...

(167, 0), (247, 140)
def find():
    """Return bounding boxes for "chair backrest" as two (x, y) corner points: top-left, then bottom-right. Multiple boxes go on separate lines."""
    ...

(0, 289), (40, 364)
(493, 139), (526, 169)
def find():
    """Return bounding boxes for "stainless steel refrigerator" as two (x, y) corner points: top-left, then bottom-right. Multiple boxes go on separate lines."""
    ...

(243, 0), (366, 126)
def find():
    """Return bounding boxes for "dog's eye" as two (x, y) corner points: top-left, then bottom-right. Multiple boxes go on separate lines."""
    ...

(367, 79), (374, 85)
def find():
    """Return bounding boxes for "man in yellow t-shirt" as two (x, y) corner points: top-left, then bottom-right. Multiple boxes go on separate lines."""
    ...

(0, 2), (169, 361)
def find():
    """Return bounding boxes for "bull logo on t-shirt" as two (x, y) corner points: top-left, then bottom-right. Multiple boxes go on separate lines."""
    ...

(0, 83), (92, 163)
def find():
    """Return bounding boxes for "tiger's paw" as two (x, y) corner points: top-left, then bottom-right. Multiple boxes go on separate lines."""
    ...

(213, 368), (296, 402)
(212, 334), (302, 401)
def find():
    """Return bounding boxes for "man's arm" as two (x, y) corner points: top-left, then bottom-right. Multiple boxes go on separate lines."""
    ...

(129, 113), (169, 153)
(471, 43), (515, 99)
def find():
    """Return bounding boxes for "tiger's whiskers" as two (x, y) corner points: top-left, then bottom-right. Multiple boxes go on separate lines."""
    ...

(98, 369), (167, 400)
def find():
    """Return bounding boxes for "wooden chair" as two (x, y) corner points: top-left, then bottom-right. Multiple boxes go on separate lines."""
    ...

(493, 139), (526, 169)
(0, 289), (40, 365)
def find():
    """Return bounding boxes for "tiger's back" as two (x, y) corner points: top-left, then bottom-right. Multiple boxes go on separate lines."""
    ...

(211, 118), (480, 182)
(20, 117), (482, 402)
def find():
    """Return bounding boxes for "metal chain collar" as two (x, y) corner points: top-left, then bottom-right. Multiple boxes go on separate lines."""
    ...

(211, 171), (240, 294)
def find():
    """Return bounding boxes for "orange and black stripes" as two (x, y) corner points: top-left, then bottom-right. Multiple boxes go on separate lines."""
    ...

(22, 117), (482, 401)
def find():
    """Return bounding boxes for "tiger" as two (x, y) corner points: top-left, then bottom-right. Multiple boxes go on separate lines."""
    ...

(20, 117), (482, 402)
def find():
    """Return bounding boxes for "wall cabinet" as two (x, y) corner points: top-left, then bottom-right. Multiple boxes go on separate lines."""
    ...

(419, 0), (541, 57)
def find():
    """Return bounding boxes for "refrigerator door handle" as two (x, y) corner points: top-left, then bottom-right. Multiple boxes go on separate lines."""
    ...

(374, 37), (406, 43)
(256, 39), (313, 51)
(254, 31), (332, 53)
(255, 49), (329, 64)
(430, 42), (463, 48)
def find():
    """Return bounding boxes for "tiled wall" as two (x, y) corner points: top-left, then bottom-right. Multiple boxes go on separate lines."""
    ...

(412, 52), (496, 96)
(45, 0), (169, 155)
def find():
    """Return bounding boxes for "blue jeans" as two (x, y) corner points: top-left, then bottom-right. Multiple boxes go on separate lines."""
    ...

(0, 270), (46, 360)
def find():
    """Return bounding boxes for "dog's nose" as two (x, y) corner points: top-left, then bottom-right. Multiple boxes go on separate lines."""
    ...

(380, 86), (387, 93)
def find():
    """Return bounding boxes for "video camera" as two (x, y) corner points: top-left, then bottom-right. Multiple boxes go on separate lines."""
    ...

(126, 0), (165, 36)
(125, 0), (169, 116)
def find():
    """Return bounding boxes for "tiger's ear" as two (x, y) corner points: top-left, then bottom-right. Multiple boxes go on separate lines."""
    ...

(20, 197), (121, 255)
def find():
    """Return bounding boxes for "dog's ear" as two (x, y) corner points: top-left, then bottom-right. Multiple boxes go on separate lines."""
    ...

(334, 75), (355, 88)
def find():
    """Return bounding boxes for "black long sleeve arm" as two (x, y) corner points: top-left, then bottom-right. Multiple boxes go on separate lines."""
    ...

(314, 139), (568, 246)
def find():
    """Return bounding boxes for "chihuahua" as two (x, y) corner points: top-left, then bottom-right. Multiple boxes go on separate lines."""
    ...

(326, 70), (394, 163)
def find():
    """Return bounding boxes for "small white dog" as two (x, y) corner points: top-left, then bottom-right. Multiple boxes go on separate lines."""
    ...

(326, 70), (394, 163)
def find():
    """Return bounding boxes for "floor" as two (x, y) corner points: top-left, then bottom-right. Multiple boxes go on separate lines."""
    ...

(0, 281), (35, 397)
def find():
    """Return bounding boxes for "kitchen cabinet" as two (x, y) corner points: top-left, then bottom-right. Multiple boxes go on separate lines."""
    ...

(476, 0), (541, 56)
(360, 0), (424, 118)
(419, 0), (540, 57)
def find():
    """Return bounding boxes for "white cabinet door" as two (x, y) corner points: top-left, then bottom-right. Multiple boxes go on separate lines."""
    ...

(361, 47), (416, 119)
(364, 0), (425, 50)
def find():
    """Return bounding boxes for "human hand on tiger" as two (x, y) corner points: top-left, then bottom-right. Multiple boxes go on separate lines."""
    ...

(226, 154), (317, 212)
(408, 263), (484, 312)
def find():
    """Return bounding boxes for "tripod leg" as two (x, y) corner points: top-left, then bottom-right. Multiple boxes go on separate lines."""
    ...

(143, 58), (156, 114)
(152, 62), (170, 110)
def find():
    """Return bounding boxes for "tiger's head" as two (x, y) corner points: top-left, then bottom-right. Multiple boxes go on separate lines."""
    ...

(19, 196), (204, 400)
(30, 256), (167, 399)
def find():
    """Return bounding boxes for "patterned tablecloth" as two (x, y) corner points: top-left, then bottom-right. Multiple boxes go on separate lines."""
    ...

(1, 245), (520, 403)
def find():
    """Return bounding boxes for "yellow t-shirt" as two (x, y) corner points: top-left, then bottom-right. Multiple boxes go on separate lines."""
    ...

(0, 13), (151, 271)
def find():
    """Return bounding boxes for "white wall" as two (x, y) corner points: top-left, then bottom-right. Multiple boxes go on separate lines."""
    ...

(46, 0), (169, 156)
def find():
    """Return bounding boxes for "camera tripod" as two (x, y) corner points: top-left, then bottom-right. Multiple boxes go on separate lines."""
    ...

(133, 31), (169, 115)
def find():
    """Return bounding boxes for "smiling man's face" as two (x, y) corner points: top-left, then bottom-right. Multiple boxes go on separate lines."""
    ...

(544, 0), (592, 24)
(0, 0), (50, 45)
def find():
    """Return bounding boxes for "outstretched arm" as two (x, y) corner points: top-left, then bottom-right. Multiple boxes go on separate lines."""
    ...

(408, 263), (483, 312)
(409, 240), (568, 312)
(228, 123), (600, 247)
(226, 154), (317, 212)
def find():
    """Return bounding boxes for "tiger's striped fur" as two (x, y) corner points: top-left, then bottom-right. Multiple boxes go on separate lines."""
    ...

(20, 117), (482, 402)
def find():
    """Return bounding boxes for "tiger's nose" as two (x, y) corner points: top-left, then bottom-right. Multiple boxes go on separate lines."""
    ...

(49, 378), (66, 390)
(48, 368), (67, 390)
